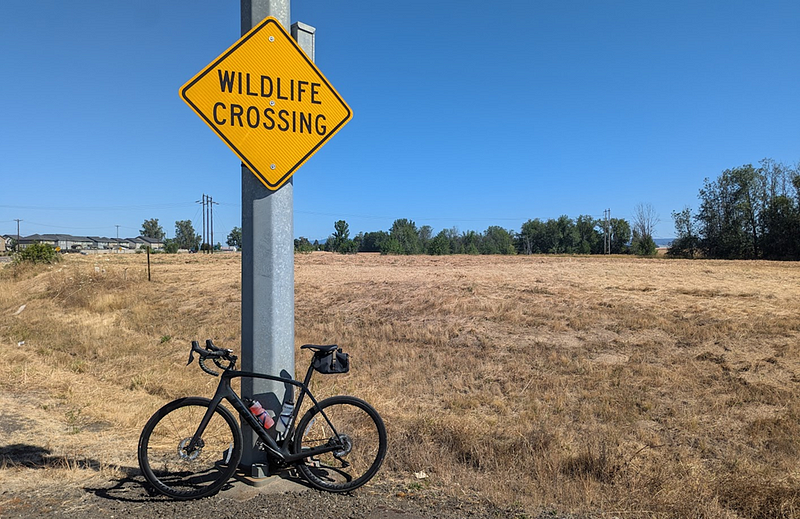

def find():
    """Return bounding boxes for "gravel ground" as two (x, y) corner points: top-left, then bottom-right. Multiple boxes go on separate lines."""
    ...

(0, 472), (586, 519)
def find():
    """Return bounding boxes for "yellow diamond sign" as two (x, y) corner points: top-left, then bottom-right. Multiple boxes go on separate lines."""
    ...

(180, 17), (352, 190)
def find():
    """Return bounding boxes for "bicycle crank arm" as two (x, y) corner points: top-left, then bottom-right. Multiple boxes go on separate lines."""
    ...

(283, 442), (342, 464)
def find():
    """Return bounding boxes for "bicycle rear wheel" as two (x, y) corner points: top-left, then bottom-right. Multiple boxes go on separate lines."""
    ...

(138, 397), (242, 499)
(292, 395), (387, 492)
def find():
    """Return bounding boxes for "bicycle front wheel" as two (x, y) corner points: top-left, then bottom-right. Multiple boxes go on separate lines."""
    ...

(138, 397), (242, 499)
(292, 395), (387, 492)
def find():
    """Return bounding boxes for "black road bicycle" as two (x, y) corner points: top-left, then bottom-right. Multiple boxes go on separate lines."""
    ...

(137, 340), (387, 499)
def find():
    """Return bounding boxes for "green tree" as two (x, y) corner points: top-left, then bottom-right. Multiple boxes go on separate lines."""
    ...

(418, 225), (433, 252)
(443, 227), (463, 254)
(359, 231), (388, 252)
(697, 165), (762, 259)
(461, 230), (480, 255)
(692, 160), (800, 259)
(427, 230), (452, 255)
(543, 215), (577, 253)
(327, 220), (355, 254)
(294, 237), (314, 253)
(631, 231), (657, 256)
(575, 215), (601, 254)
(481, 226), (516, 255)
(761, 195), (800, 260)
(517, 219), (547, 254)
(15, 242), (60, 264)
(227, 227), (242, 250)
(388, 219), (422, 255)
(352, 232), (363, 251)
(667, 207), (699, 258)
(632, 203), (659, 241)
(379, 236), (404, 255)
(163, 239), (179, 254)
(759, 160), (800, 260)
(140, 218), (165, 241)
(175, 220), (201, 251)
(631, 203), (659, 257)
(609, 218), (631, 254)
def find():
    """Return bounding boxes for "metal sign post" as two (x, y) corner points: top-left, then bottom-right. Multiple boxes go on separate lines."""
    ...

(239, 0), (293, 476)
(180, 0), (351, 476)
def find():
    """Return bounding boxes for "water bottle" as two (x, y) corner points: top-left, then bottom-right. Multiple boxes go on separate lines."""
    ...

(275, 392), (295, 437)
(248, 400), (275, 430)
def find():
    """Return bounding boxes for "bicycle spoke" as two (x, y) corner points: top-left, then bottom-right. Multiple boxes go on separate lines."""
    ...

(293, 396), (386, 492)
(138, 398), (242, 499)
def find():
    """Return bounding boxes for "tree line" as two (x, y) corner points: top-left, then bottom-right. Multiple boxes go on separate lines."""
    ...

(139, 158), (798, 260)
(306, 158), (799, 260)
(140, 219), (203, 253)
(297, 209), (660, 256)
(668, 159), (800, 260)
(140, 219), (241, 253)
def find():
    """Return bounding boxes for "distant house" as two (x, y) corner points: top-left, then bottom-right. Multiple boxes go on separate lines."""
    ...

(14, 233), (161, 252)
(87, 236), (112, 250)
(106, 238), (136, 250)
(18, 234), (91, 251)
(135, 236), (164, 251)
(0, 235), (8, 253)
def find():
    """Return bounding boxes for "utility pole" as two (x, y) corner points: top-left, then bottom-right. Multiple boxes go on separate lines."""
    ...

(209, 196), (218, 253)
(116, 225), (120, 252)
(204, 194), (209, 253)
(240, 0), (297, 477)
(14, 219), (21, 252)
(197, 195), (207, 253)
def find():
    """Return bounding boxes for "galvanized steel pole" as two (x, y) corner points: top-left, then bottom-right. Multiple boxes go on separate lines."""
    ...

(239, 0), (295, 476)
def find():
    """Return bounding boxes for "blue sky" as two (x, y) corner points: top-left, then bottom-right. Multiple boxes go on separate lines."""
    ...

(2, 1), (798, 242)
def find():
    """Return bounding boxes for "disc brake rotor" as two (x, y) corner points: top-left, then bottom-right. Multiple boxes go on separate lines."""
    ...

(178, 437), (204, 461)
(333, 434), (352, 458)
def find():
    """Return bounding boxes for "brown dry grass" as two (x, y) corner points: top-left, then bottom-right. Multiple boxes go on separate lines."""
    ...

(1, 252), (799, 518)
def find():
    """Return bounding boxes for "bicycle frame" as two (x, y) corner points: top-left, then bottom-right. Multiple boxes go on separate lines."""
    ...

(186, 360), (343, 465)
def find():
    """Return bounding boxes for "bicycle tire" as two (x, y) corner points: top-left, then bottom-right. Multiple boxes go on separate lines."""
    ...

(292, 395), (387, 492)
(138, 397), (242, 499)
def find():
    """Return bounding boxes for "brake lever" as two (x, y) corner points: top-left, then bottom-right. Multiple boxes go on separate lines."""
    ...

(188, 340), (199, 366)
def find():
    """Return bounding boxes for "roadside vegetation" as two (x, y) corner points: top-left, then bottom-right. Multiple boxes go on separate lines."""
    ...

(13, 242), (60, 265)
(292, 158), (799, 261)
(1, 253), (798, 517)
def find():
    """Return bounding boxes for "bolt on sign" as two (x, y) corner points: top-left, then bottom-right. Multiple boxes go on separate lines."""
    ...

(180, 17), (352, 190)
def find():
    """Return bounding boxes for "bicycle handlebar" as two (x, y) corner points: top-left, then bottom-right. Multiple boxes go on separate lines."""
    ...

(188, 340), (237, 377)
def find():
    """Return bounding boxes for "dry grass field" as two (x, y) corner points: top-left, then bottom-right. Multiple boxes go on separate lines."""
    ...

(1, 252), (799, 518)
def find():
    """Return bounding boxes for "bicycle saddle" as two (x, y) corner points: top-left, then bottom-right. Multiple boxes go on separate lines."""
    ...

(301, 344), (339, 353)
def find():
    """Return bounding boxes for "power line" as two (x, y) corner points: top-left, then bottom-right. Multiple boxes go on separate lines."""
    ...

(10, 220), (128, 232)
(0, 202), (197, 211)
